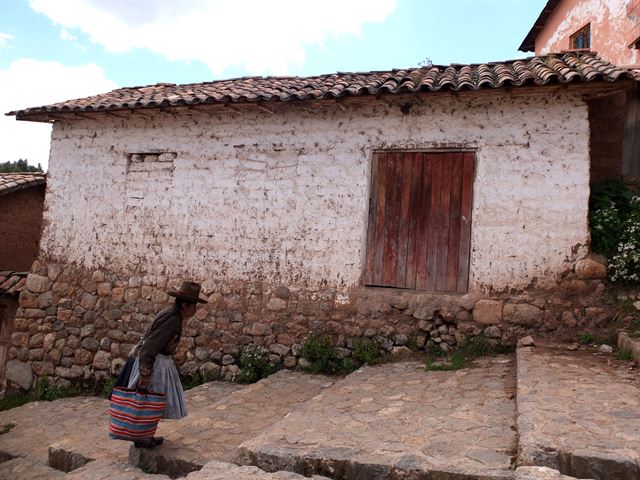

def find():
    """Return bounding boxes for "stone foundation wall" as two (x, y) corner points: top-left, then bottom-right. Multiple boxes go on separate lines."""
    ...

(5, 256), (616, 390)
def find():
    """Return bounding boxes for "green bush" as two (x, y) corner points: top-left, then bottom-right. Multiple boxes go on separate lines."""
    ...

(352, 338), (382, 365)
(300, 333), (344, 374)
(0, 378), (82, 411)
(616, 349), (633, 361)
(236, 345), (277, 383)
(579, 333), (595, 345)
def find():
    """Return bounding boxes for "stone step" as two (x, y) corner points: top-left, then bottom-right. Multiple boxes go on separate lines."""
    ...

(516, 344), (640, 480)
(183, 460), (332, 479)
(515, 466), (591, 480)
(618, 331), (640, 365)
(63, 459), (171, 479)
(238, 359), (518, 480)
(0, 456), (65, 479)
(130, 370), (335, 478)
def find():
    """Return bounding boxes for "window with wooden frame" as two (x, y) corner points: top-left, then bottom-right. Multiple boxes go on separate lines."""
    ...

(364, 151), (475, 293)
(570, 24), (591, 49)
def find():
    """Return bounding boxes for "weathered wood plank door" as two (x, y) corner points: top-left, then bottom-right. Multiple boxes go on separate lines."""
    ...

(364, 151), (475, 292)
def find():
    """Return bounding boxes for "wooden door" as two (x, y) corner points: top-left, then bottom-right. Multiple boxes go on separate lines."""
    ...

(364, 151), (475, 292)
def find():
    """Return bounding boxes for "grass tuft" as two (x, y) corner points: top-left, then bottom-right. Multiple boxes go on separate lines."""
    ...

(425, 337), (514, 372)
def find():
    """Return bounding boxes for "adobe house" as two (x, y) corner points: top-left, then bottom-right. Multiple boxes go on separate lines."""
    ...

(0, 273), (28, 389)
(0, 173), (45, 389)
(3, 53), (639, 386)
(519, 0), (640, 180)
(0, 173), (46, 271)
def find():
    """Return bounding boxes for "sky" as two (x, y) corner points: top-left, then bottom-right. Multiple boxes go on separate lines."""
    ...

(0, 0), (546, 170)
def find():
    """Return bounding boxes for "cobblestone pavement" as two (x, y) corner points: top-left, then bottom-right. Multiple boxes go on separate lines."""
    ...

(0, 381), (244, 478)
(134, 370), (334, 477)
(238, 359), (517, 480)
(516, 344), (640, 480)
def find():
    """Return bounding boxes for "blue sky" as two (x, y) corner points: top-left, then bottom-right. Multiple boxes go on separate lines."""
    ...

(0, 0), (546, 168)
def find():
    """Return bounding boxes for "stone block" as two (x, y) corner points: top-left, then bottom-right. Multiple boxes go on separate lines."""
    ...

(81, 337), (100, 352)
(80, 293), (98, 310)
(200, 362), (221, 379)
(37, 292), (54, 309)
(124, 288), (140, 303)
(473, 300), (503, 325)
(74, 348), (93, 365)
(47, 263), (62, 282)
(269, 343), (291, 356)
(93, 351), (111, 370)
(28, 332), (45, 348)
(11, 332), (29, 347)
(574, 257), (607, 280)
(6, 360), (34, 390)
(32, 361), (54, 376)
(484, 325), (502, 339)
(503, 303), (543, 327)
(18, 291), (39, 308)
(28, 348), (44, 361)
(247, 322), (270, 336)
(97, 282), (112, 296)
(266, 297), (287, 311)
(80, 325), (96, 338)
(26, 274), (51, 293)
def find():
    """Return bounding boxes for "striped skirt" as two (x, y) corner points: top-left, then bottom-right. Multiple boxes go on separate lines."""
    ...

(127, 354), (188, 419)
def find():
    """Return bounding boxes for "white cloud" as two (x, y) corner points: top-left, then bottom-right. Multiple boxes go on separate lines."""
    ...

(0, 59), (117, 169)
(28, 0), (397, 74)
(0, 32), (14, 48)
(60, 28), (77, 41)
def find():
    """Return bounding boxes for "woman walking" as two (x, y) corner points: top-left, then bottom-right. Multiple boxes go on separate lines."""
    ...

(126, 281), (207, 448)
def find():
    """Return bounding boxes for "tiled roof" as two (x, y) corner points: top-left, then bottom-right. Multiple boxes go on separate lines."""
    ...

(8, 53), (638, 120)
(0, 173), (46, 196)
(519, 0), (560, 52)
(0, 271), (27, 297)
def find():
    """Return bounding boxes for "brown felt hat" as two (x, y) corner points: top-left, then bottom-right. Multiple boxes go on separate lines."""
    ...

(168, 281), (208, 304)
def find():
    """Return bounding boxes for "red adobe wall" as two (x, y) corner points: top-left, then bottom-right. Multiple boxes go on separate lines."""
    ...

(0, 186), (45, 271)
(535, 0), (640, 66)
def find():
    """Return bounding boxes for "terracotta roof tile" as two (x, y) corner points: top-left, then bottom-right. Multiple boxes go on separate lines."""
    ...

(0, 173), (46, 196)
(0, 271), (28, 297)
(7, 53), (639, 120)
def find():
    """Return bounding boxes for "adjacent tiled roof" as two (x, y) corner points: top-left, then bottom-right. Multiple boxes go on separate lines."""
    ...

(519, 0), (561, 52)
(8, 53), (638, 121)
(0, 173), (46, 196)
(0, 271), (27, 297)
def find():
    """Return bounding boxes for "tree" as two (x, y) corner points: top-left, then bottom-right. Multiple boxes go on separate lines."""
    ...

(0, 159), (43, 173)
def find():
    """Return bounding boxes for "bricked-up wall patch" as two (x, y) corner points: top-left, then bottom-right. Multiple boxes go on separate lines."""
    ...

(125, 152), (176, 209)
(127, 152), (176, 166)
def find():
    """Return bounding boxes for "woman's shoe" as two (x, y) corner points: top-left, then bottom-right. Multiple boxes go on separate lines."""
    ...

(134, 437), (164, 448)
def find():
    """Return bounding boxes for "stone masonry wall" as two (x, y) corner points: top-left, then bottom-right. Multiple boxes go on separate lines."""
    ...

(5, 256), (616, 389)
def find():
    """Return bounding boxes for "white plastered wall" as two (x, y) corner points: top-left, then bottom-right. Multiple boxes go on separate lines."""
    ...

(41, 91), (590, 293)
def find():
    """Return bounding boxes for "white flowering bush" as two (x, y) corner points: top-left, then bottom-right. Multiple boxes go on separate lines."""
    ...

(609, 196), (640, 284)
(590, 201), (622, 255)
(235, 345), (276, 383)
